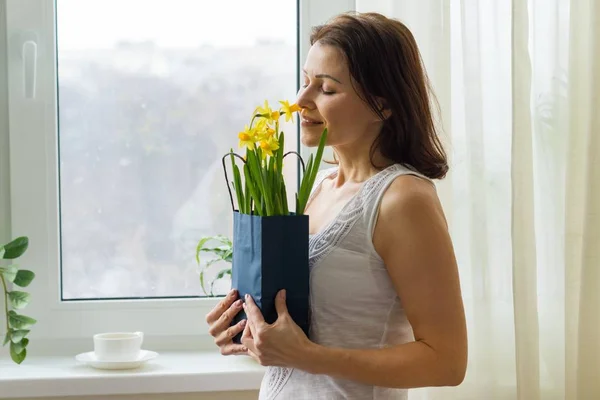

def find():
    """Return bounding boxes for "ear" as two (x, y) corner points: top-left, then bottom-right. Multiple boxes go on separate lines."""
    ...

(380, 107), (392, 120)
(375, 97), (392, 121)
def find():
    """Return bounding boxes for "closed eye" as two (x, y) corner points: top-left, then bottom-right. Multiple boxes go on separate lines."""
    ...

(301, 83), (335, 95)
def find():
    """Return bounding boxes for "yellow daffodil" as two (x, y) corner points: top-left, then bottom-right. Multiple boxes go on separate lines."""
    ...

(253, 119), (268, 141)
(238, 125), (256, 149)
(259, 136), (280, 159)
(254, 119), (277, 141)
(254, 100), (281, 122)
(279, 100), (302, 122)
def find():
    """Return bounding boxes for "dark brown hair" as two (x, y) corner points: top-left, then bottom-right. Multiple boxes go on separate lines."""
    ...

(310, 12), (448, 179)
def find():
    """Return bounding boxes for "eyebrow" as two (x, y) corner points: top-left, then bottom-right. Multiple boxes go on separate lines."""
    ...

(302, 69), (343, 84)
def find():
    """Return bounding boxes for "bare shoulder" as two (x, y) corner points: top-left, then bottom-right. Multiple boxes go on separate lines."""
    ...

(374, 174), (449, 253)
(380, 174), (444, 222)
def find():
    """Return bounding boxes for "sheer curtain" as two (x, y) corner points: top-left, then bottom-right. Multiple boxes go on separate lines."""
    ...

(354, 0), (600, 398)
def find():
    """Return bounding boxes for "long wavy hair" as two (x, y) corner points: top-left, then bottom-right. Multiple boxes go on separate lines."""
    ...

(311, 12), (448, 179)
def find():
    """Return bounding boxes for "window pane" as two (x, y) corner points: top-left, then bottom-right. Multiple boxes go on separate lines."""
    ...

(56, 0), (298, 299)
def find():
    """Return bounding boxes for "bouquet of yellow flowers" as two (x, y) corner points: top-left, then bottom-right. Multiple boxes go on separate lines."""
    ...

(223, 100), (327, 216)
(221, 100), (327, 343)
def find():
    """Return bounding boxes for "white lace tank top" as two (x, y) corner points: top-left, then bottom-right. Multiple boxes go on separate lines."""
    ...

(258, 163), (432, 400)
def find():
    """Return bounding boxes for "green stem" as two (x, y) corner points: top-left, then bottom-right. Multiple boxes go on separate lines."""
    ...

(1, 274), (9, 334)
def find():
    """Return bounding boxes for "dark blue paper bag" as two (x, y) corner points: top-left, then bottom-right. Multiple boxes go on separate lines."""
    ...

(230, 211), (310, 344)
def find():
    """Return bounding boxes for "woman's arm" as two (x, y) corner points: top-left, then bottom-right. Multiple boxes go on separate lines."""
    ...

(241, 175), (467, 388)
(298, 176), (468, 388)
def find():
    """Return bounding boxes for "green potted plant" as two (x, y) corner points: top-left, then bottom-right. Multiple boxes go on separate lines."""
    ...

(195, 235), (232, 297)
(1, 236), (36, 364)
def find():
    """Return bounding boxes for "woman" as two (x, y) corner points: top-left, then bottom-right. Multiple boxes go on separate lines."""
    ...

(205, 12), (468, 400)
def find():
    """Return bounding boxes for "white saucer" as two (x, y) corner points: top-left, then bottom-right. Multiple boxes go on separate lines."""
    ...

(75, 350), (158, 370)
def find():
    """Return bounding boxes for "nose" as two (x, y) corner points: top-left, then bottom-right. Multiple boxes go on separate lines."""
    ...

(296, 86), (315, 110)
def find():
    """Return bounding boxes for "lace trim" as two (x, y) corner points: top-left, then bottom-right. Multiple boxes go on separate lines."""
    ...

(308, 164), (405, 270)
(261, 367), (293, 400)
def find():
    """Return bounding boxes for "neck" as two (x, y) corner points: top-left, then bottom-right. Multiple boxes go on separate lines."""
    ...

(331, 144), (394, 186)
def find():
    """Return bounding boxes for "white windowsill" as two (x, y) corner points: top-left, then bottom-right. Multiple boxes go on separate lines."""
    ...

(0, 350), (265, 399)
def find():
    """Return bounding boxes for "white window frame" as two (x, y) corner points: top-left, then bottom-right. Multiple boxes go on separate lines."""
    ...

(2, 0), (355, 352)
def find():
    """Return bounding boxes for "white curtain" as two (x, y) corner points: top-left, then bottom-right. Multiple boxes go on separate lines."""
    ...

(354, 0), (600, 398)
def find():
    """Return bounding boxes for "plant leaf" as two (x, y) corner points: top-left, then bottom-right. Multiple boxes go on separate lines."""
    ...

(0, 265), (18, 283)
(10, 329), (30, 343)
(10, 338), (28, 355)
(210, 268), (233, 296)
(297, 128), (327, 214)
(199, 269), (208, 296)
(198, 247), (231, 261)
(13, 270), (35, 287)
(3, 331), (10, 346)
(195, 236), (216, 265)
(8, 291), (31, 309)
(8, 311), (37, 330)
(10, 342), (27, 364)
(0, 246), (4, 259)
(222, 249), (233, 263)
(215, 268), (232, 280)
(232, 161), (245, 213)
(244, 163), (262, 215)
(2, 237), (29, 259)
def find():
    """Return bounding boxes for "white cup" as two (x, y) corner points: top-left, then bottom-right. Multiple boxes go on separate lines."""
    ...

(93, 331), (144, 361)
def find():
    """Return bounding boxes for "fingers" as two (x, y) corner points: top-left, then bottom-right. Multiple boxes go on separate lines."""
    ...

(208, 299), (244, 336)
(205, 289), (238, 325)
(274, 289), (288, 318)
(246, 348), (261, 364)
(220, 342), (248, 356)
(243, 294), (266, 324)
(241, 319), (256, 353)
(214, 319), (247, 346)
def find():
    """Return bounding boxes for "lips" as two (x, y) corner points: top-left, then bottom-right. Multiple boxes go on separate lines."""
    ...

(301, 115), (324, 124)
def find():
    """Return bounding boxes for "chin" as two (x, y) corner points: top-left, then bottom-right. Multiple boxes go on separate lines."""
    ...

(300, 127), (327, 148)
(300, 135), (319, 148)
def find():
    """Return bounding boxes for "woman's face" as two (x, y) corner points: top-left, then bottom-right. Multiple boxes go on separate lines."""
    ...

(296, 42), (384, 149)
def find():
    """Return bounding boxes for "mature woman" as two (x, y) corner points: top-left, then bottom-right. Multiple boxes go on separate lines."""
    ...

(205, 12), (468, 400)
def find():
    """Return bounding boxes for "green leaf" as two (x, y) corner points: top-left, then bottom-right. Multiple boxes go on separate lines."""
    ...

(2, 237), (29, 259)
(215, 268), (232, 280)
(0, 265), (18, 283)
(198, 247), (231, 261)
(8, 291), (31, 309)
(244, 178), (252, 214)
(0, 246), (4, 259)
(277, 131), (285, 173)
(222, 249), (233, 263)
(10, 343), (26, 364)
(13, 270), (35, 288)
(310, 128), (328, 183)
(210, 268), (232, 296)
(232, 161), (245, 213)
(10, 338), (28, 355)
(297, 154), (314, 213)
(196, 236), (231, 265)
(247, 150), (272, 215)
(10, 329), (30, 343)
(199, 269), (208, 296)
(297, 128), (327, 214)
(3, 331), (10, 346)
(282, 183), (289, 215)
(8, 311), (37, 330)
(244, 163), (263, 216)
(195, 237), (213, 265)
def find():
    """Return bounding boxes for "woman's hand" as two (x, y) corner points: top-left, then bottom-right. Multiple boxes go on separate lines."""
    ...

(205, 289), (248, 356)
(241, 289), (314, 368)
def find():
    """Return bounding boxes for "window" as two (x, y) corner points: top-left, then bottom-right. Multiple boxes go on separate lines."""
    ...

(56, 0), (298, 300)
(3, 0), (354, 345)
